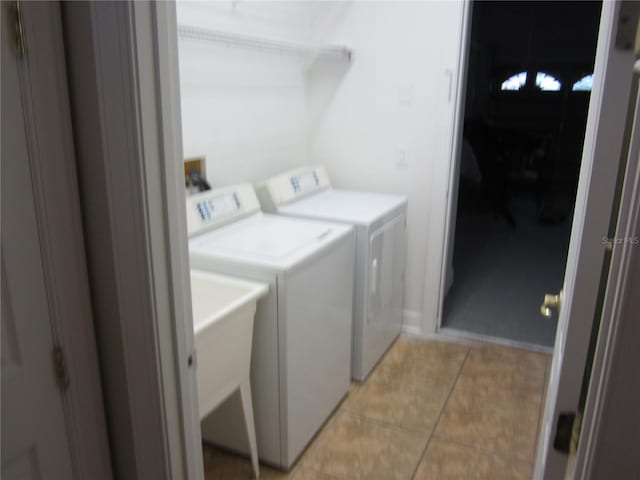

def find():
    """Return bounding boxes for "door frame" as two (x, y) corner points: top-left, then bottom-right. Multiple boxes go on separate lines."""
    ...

(61, 2), (203, 479)
(429, 0), (636, 476)
(430, 1), (623, 341)
(4, 2), (112, 478)
(573, 65), (640, 478)
(420, 0), (471, 336)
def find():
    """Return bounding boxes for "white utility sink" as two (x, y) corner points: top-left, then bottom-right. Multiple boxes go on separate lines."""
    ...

(190, 269), (268, 419)
(191, 269), (268, 479)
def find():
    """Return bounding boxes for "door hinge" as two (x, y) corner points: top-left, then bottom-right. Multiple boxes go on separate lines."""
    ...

(13, 1), (26, 58)
(188, 349), (197, 369)
(553, 411), (582, 455)
(52, 346), (70, 392)
(615, 1), (640, 52)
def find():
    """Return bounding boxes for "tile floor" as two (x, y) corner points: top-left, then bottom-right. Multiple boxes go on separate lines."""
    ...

(203, 335), (550, 480)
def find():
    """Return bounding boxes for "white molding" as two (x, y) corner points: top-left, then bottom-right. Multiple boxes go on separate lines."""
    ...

(401, 325), (423, 337)
(149, 3), (205, 479)
(131, 3), (200, 478)
(401, 309), (422, 336)
(575, 59), (640, 479)
(421, 0), (470, 336)
(62, 2), (202, 478)
(15, 3), (113, 479)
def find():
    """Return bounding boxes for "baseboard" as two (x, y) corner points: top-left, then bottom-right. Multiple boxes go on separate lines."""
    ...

(438, 327), (554, 354)
(401, 309), (422, 336)
(400, 309), (441, 337)
(401, 325), (422, 336)
(445, 266), (454, 296)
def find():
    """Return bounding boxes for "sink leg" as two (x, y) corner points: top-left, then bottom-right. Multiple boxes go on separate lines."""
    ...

(240, 379), (260, 480)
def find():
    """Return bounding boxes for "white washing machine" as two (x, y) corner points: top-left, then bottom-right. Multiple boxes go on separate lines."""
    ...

(186, 184), (355, 469)
(256, 166), (407, 381)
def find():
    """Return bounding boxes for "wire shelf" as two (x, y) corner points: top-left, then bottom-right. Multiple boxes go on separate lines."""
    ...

(177, 24), (352, 62)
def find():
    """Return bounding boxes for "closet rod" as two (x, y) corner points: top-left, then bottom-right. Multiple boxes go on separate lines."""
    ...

(177, 24), (352, 61)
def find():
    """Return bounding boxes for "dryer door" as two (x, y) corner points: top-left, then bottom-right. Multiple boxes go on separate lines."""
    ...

(364, 215), (406, 375)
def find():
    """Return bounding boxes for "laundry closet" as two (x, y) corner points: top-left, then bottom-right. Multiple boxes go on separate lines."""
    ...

(178, 0), (465, 332)
(176, 0), (465, 474)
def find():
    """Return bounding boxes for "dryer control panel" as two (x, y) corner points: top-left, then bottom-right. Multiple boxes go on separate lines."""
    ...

(186, 184), (261, 236)
(256, 165), (331, 212)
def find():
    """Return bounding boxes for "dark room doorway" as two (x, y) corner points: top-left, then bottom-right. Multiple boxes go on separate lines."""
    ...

(442, 1), (602, 348)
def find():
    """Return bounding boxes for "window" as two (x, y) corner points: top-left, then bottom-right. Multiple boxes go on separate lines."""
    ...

(572, 74), (593, 92)
(535, 72), (561, 91)
(501, 72), (527, 91)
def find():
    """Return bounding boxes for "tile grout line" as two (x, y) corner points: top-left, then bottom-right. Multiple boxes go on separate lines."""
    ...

(292, 404), (343, 478)
(431, 348), (473, 439)
(427, 434), (535, 471)
(532, 357), (553, 462)
(295, 342), (461, 479)
(204, 340), (547, 480)
(338, 408), (434, 436)
(339, 379), (459, 436)
(204, 342), (551, 480)
(428, 353), (552, 473)
(409, 346), (472, 480)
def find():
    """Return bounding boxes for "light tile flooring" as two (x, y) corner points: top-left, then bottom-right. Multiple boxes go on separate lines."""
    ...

(203, 335), (550, 480)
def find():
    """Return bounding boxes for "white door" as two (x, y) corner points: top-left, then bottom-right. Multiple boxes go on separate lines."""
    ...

(1, 5), (75, 478)
(535, 2), (638, 478)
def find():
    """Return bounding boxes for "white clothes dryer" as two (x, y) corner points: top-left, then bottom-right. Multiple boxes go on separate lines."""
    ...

(256, 166), (407, 381)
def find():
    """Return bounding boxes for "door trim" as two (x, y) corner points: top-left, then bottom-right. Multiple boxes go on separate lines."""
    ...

(12, 2), (112, 478)
(146, 3), (205, 478)
(61, 2), (203, 478)
(422, 0), (471, 335)
(574, 57), (640, 479)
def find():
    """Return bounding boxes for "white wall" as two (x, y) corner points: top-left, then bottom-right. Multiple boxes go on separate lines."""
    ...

(177, 1), (466, 334)
(177, 1), (322, 185)
(308, 2), (465, 331)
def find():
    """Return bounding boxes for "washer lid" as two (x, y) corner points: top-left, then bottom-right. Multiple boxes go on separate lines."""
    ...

(278, 188), (407, 225)
(189, 212), (350, 268)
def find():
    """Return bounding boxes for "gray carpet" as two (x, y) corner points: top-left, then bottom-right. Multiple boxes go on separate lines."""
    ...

(443, 197), (571, 348)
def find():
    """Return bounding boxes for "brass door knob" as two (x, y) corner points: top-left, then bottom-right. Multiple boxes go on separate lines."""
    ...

(540, 292), (562, 318)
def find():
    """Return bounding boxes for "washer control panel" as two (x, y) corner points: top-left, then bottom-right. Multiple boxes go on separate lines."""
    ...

(256, 165), (331, 212)
(194, 192), (240, 222)
(186, 184), (261, 236)
(290, 171), (320, 194)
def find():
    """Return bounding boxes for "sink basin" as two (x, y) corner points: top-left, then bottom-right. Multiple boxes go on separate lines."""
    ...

(190, 270), (268, 419)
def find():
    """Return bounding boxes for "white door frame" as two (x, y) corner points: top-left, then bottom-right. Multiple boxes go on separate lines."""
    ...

(420, 0), (471, 336)
(430, 3), (637, 476)
(429, 2), (626, 339)
(61, 2), (203, 479)
(3, 2), (112, 478)
(572, 44), (640, 480)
